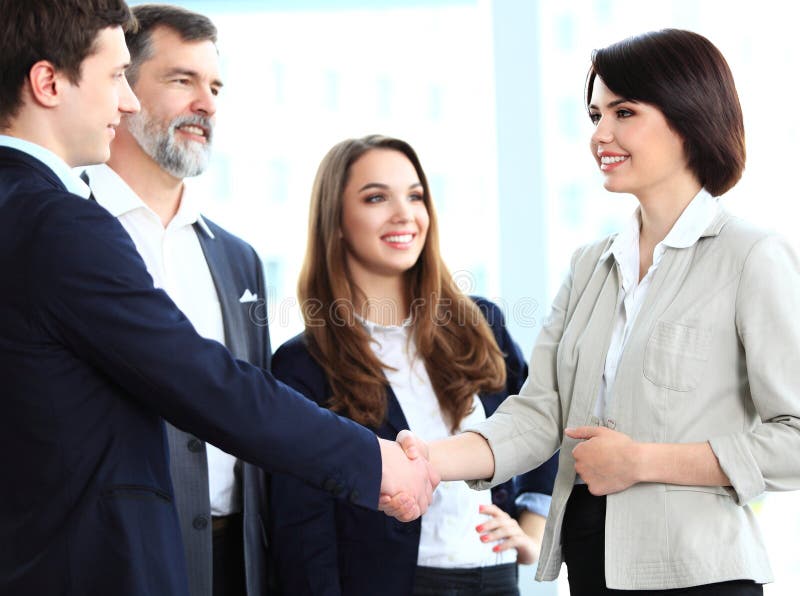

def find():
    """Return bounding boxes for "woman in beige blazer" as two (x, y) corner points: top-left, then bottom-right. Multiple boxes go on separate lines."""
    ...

(386, 29), (800, 595)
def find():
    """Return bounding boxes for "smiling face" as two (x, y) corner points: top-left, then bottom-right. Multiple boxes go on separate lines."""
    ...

(340, 148), (430, 289)
(588, 77), (698, 201)
(58, 26), (139, 166)
(123, 26), (221, 179)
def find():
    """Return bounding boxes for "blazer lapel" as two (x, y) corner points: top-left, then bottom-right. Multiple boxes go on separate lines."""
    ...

(193, 223), (249, 360)
(383, 387), (410, 435)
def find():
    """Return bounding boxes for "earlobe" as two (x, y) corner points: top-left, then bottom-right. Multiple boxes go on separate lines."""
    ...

(28, 60), (63, 108)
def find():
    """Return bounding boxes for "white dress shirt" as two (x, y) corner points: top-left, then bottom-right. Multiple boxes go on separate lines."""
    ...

(84, 163), (240, 516)
(595, 189), (721, 423)
(362, 317), (516, 568)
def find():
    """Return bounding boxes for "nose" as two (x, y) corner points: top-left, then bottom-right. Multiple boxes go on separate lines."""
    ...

(590, 114), (613, 146)
(391, 197), (414, 223)
(192, 85), (217, 118)
(119, 75), (140, 115)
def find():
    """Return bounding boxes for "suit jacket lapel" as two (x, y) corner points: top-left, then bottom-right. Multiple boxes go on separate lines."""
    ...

(384, 387), (410, 435)
(193, 223), (249, 360)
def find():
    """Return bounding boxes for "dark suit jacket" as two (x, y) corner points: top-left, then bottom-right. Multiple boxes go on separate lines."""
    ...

(0, 147), (381, 596)
(169, 219), (272, 596)
(83, 167), (275, 596)
(269, 298), (558, 596)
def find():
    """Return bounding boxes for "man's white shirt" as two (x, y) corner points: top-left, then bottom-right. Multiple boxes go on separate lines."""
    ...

(84, 163), (239, 516)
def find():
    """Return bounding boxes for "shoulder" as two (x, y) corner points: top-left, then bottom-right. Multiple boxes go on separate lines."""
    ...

(714, 213), (788, 257)
(273, 332), (313, 363)
(272, 332), (330, 405)
(28, 190), (132, 255)
(199, 215), (260, 261)
(572, 234), (616, 269)
(469, 296), (508, 335)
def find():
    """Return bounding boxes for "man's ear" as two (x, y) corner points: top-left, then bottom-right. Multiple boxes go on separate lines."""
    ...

(27, 60), (67, 108)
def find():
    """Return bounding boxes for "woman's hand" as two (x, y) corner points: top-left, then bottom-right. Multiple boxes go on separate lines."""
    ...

(475, 504), (545, 565)
(565, 426), (641, 495)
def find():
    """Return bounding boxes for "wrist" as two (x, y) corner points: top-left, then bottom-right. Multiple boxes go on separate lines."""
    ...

(630, 441), (651, 484)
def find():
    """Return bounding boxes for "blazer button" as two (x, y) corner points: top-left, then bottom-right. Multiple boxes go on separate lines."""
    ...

(187, 438), (203, 453)
(192, 515), (209, 530)
(348, 490), (360, 504)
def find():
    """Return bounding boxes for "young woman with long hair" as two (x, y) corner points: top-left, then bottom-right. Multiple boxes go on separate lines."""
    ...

(268, 135), (558, 596)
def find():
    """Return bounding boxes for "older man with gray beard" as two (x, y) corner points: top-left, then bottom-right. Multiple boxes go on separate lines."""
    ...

(82, 5), (272, 596)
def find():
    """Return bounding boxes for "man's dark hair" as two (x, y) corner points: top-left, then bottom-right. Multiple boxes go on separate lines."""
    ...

(126, 4), (218, 86)
(0, 0), (135, 129)
(587, 29), (745, 196)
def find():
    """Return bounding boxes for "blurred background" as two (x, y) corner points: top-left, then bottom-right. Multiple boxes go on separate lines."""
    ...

(137, 1), (800, 593)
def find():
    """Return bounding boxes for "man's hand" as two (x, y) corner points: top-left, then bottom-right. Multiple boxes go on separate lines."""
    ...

(377, 436), (440, 522)
(565, 426), (641, 495)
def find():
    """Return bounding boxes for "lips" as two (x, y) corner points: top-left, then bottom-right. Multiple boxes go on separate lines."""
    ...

(381, 232), (415, 247)
(176, 124), (208, 140)
(598, 152), (629, 171)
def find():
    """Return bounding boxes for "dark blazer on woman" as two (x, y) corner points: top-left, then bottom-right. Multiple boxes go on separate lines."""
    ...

(269, 298), (558, 596)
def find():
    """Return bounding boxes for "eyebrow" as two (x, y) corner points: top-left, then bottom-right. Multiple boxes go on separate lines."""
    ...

(163, 67), (224, 89)
(357, 182), (423, 192)
(588, 97), (638, 110)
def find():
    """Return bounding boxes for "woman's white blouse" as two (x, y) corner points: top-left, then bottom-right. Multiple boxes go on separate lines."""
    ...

(361, 317), (516, 568)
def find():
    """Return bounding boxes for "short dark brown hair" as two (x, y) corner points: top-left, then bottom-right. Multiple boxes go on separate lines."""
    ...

(586, 29), (745, 196)
(0, 0), (134, 129)
(125, 4), (217, 87)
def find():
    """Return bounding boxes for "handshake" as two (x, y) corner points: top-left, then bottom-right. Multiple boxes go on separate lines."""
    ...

(376, 430), (439, 522)
(376, 429), (497, 521)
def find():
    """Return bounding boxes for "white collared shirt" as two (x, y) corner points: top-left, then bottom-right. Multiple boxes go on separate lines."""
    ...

(595, 189), (720, 423)
(361, 317), (516, 568)
(0, 135), (90, 198)
(84, 163), (240, 516)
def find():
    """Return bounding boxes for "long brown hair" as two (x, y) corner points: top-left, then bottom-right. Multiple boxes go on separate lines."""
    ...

(299, 134), (506, 432)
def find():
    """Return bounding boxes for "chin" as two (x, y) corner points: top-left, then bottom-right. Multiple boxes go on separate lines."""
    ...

(602, 178), (629, 194)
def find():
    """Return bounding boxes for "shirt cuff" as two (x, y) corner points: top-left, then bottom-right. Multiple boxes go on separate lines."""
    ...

(514, 492), (552, 518)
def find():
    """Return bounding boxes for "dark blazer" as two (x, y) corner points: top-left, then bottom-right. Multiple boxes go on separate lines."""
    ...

(83, 167), (275, 596)
(269, 298), (558, 596)
(168, 218), (272, 596)
(0, 147), (382, 596)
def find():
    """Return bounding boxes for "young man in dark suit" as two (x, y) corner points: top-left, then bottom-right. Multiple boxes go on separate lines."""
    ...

(82, 6), (273, 596)
(0, 2), (436, 595)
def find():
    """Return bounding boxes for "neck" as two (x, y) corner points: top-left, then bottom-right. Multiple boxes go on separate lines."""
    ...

(350, 271), (409, 326)
(106, 132), (184, 227)
(636, 178), (702, 247)
(635, 177), (702, 281)
(4, 110), (71, 165)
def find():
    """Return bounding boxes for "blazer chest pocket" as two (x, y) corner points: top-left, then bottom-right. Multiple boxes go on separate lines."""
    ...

(643, 321), (711, 391)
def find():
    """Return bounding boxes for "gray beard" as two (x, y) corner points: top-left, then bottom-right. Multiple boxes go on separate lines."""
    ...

(126, 109), (212, 179)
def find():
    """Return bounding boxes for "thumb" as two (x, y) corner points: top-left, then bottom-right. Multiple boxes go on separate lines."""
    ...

(396, 429), (423, 460)
(564, 425), (603, 440)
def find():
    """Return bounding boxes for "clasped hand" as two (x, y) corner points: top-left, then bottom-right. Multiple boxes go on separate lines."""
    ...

(565, 425), (641, 495)
(377, 436), (440, 521)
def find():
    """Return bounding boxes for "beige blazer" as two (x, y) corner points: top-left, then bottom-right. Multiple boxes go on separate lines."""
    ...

(468, 211), (800, 590)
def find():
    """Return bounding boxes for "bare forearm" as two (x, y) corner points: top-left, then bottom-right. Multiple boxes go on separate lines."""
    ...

(567, 426), (731, 495)
(635, 441), (730, 487)
(429, 431), (495, 482)
(518, 510), (546, 546)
